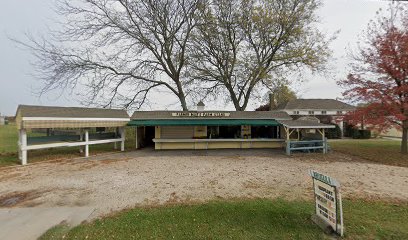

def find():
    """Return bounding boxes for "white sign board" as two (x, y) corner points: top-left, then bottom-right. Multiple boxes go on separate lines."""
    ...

(309, 170), (343, 236)
(171, 112), (230, 117)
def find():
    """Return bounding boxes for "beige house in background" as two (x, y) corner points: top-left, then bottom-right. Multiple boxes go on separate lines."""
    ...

(381, 127), (402, 139)
(276, 99), (355, 137)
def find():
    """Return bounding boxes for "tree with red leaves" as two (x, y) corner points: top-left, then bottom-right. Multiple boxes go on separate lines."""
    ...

(338, 3), (408, 154)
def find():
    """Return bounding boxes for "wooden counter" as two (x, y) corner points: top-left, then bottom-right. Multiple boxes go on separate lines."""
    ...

(153, 138), (284, 150)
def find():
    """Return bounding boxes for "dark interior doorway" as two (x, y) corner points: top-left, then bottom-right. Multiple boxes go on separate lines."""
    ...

(143, 126), (155, 147)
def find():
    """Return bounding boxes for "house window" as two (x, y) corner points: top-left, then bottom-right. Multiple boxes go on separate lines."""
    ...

(337, 111), (343, 115)
(321, 111), (327, 115)
(308, 111), (314, 115)
(293, 111), (299, 115)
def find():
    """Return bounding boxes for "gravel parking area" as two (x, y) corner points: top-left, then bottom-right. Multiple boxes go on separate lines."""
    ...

(1, 149), (407, 219)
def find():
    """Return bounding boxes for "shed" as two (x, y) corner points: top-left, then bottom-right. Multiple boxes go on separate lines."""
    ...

(15, 105), (130, 165)
(277, 120), (335, 155)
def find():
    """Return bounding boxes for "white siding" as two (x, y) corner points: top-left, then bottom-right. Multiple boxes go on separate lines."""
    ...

(285, 110), (350, 116)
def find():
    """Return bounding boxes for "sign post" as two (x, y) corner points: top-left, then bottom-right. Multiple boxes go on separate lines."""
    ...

(309, 170), (344, 236)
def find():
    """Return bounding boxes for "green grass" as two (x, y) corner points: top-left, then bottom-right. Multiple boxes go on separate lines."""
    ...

(0, 124), (136, 166)
(39, 198), (408, 240)
(330, 139), (408, 167)
(0, 124), (18, 153)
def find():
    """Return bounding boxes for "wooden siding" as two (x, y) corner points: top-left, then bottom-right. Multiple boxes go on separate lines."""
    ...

(155, 140), (283, 150)
(161, 126), (194, 139)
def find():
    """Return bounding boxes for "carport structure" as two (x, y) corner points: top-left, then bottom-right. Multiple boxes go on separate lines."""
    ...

(278, 120), (335, 155)
(15, 105), (130, 165)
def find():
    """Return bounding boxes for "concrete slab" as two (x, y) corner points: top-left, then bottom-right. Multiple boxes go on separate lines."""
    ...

(0, 207), (94, 240)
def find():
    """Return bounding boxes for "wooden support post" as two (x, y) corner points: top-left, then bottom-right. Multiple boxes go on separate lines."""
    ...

(79, 130), (84, 153)
(114, 127), (118, 150)
(284, 127), (290, 141)
(135, 127), (139, 149)
(284, 126), (291, 155)
(286, 141), (291, 155)
(120, 127), (125, 151)
(85, 129), (89, 157)
(20, 129), (27, 165)
(322, 129), (327, 154)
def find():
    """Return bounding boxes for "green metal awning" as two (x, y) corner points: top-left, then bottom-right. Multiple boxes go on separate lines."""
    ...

(128, 119), (281, 126)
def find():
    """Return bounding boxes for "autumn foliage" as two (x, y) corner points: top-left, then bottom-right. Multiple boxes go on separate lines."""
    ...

(338, 4), (408, 153)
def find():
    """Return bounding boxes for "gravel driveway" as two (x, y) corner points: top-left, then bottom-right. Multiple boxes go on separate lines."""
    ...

(1, 149), (407, 219)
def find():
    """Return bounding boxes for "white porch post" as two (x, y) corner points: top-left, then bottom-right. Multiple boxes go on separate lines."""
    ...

(20, 129), (27, 165)
(339, 121), (344, 138)
(85, 129), (89, 157)
(120, 127), (125, 151)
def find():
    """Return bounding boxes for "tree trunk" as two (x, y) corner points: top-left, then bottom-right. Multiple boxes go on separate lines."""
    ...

(175, 80), (188, 111)
(179, 95), (188, 111)
(402, 120), (408, 154)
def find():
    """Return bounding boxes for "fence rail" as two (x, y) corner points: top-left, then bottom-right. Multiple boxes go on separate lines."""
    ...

(285, 139), (328, 155)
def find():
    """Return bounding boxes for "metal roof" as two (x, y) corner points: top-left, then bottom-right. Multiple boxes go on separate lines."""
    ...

(278, 120), (335, 129)
(16, 105), (129, 119)
(131, 110), (292, 120)
(277, 99), (355, 110)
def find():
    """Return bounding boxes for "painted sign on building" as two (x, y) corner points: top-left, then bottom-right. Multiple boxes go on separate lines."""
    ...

(171, 112), (231, 117)
(309, 170), (343, 236)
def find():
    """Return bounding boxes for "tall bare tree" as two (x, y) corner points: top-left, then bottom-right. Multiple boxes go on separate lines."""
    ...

(190, 0), (331, 111)
(17, 0), (200, 110)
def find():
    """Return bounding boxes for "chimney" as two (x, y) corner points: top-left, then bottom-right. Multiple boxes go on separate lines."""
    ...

(269, 93), (276, 111)
(197, 101), (205, 111)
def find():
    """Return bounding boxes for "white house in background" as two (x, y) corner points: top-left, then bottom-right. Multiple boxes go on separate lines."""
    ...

(381, 127), (402, 139)
(276, 99), (355, 136)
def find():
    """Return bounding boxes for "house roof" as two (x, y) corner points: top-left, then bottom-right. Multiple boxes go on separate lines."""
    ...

(16, 105), (129, 119)
(131, 110), (292, 120)
(277, 99), (355, 110)
(16, 105), (130, 129)
(278, 120), (335, 129)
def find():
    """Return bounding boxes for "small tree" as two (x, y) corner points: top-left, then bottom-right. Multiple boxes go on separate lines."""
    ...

(256, 84), (297, 111)
(338, 3), (408, 153)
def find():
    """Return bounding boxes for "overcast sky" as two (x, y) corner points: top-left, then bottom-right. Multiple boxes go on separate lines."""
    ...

(0, 0), (394, 115)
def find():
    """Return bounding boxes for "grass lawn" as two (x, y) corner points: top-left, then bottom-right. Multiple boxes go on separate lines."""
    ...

(330, 139), (408, 168)
(40, 198), (408, 240)
(0, 124), (136, 166)
(0, 123), (18, 154)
